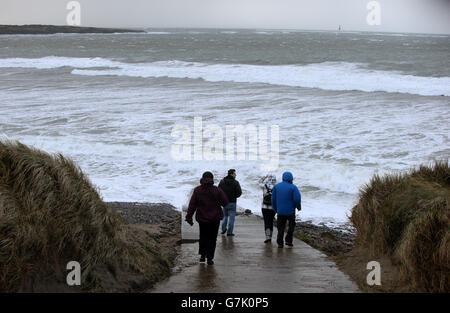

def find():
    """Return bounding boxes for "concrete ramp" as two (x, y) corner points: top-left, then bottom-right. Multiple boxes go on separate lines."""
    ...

(152, 214), (359, 293)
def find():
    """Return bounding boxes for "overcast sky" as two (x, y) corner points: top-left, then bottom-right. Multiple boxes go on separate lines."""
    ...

(1, 0), (449, 34)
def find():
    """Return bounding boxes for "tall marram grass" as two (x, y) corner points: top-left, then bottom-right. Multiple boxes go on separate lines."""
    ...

(351, 160), (449, 292)
(0, 141), (165, 292)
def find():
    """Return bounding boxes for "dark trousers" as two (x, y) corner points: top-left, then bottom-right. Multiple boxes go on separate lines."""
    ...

(277, 215), (296, 245)
(198, 220), (220, 260)
(262, 209), (276, 231)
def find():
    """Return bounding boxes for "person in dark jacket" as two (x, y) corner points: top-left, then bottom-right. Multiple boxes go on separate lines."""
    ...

(218, 169), (242, 236)
(271, 171), (301, 248)
(186, 171), (229, 265)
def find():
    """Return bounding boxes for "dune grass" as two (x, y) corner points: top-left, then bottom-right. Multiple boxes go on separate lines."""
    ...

(0, 140), (170, 292)
(350, 160), (449, 292)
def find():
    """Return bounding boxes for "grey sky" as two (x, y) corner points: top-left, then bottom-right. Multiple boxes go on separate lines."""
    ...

(1, 0), (449, 34)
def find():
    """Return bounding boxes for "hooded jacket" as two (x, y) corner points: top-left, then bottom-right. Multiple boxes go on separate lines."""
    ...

(218, 175), (242, 203)
(258, 174), (277, 210)
(186, 177), (229, 223)
(271, 172), (301, 216)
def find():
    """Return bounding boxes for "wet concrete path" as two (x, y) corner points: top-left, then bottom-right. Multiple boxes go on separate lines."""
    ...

(151, 214), (359, 293)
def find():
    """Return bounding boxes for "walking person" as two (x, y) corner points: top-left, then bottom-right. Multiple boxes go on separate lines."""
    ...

(258, 174), (277, 243)
(271, 172), (301, 248)
(185, 171), (229, 265)
(218, 169), (242, 236)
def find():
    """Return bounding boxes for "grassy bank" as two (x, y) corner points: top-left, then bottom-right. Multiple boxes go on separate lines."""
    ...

(348, 160), (449, 292)
(0, 141), (175, 292)
(294, 161), (449, 292)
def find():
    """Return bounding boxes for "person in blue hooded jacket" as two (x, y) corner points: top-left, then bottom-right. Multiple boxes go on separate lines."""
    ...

(271, 172), (301, 248)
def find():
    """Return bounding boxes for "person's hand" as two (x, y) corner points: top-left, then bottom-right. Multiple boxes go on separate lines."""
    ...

(186, 219), (193, 226)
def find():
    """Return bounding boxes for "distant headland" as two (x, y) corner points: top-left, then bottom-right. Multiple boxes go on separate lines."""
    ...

(0, 24), (145, 35)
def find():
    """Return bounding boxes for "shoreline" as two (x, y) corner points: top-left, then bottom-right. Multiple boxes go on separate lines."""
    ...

(113, 201), (354, 252)
(0, 24), (144, 35)
(107, 202), (181, 292)
(294, 221), (355, 256)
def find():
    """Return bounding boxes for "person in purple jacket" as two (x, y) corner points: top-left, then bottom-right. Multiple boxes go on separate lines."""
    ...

(185, 171), (229, 265)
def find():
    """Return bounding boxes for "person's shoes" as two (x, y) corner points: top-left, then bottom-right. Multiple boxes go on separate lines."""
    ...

(264, 230), (272, 243)
(278, 244), (284, 248)
(221, 228), (227, 235)
(207, 259), (214, 265)
(227, 233), (235, 237)
(199, 256), (206, 263)
(286, 242), (293, 248)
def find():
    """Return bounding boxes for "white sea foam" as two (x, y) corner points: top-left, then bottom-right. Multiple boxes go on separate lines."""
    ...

(0, 56), (121, 69)
(1, 56), (449, 96)
(2, 78), (448, 226)
(4, 56), (448, 96)
(68, 59), (448, 97)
